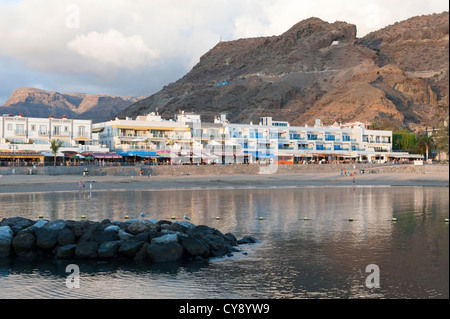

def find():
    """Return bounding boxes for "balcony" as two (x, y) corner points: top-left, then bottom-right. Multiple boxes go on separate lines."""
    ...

(52, 131), (72, 138)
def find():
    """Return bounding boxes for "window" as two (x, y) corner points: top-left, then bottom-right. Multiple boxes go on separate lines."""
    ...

(7, 124), (12, 131)
(39, 125), (47, 135)
(31, 125), (36, 131)
(53, 126), (61, 135)
(16, 124), (25, 135)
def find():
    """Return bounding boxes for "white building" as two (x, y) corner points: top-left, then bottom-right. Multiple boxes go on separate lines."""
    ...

(93, 112), (395, 164)
(0, 113), (103, 154)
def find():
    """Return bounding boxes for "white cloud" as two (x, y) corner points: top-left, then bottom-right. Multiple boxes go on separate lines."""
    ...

(67, 29), (160, 69)
(0, 0), (447, 101)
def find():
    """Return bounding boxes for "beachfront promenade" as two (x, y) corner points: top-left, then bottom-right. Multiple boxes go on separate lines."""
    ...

(0, 162), (447, 177)
(0, 163), (448, 194)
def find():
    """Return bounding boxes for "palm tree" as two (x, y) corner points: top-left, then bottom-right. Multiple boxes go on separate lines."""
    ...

(416, 133), (434, 161)
(50, 139), (64, 166)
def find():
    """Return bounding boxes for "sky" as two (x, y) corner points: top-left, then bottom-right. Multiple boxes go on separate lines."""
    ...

(0, 0), (448, 105)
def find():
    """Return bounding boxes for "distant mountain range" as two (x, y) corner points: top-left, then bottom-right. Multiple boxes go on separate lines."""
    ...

(3, 12), (448, 131)
(1, 87), (145, 123)
(117, 11), (449, 132)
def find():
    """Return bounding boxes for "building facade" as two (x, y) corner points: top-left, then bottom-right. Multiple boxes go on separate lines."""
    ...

(0, 114), (103, 165)
(93, 112), (395, 164)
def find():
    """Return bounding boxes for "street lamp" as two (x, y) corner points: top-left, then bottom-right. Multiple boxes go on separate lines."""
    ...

(11, 144), (18, 167)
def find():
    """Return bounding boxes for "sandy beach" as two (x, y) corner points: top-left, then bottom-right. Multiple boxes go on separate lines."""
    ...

(0, 171), (448, 194)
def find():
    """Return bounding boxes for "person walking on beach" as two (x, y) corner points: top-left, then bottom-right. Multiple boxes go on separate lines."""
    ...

(352, 177), (356, 190)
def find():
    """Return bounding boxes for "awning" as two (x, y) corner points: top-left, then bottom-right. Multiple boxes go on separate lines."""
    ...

(388, 153), (424, 159)
(41, 151), (65, 157)
(70, 154), (85, 159)
(118, 151), (160, 158)
(0, 151), (44, 159)
(84, 152), (123, 159)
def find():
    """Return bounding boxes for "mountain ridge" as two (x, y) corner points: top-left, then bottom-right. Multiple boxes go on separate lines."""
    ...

(1, 87), (145, 123)
(117, 11), (449, 131)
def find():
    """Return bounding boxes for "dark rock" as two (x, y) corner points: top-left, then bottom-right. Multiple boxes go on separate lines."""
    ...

(164, 223), (188, 233)
(66, 220), (98, 241)
(12, 232), (36, 256)
(0, 217), (34, 234)
(90, 230), (119, 243)
(237, 236), (259, 244)
(125, 220), (158, 235)
(0, 226), (15, 257)
(203, 234), (232, 257)
(119, 240), (144, 257)
(98, 240), (121, 258)
(0, 218), (257, 262)
(133, 232), (153, 242)
(58, 228), (76, 246)
(180, 237), (210, 258)
(224, 232), (238, 245)
(75, 242), (98, 259)
(189, 225), (216, 235)
(133, 242), (150, 261)
(100, 219), (111, 225)
(146, 242), (184, 262)
(78, 222), (101, 242)
(18, 220), (48, 235)
(56, 244), (76, 259)
(157, 220), (172, 226)
(35, 227), (60, 250)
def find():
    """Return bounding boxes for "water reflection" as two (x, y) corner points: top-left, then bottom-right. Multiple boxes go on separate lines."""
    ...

(0, 186), (448, 298)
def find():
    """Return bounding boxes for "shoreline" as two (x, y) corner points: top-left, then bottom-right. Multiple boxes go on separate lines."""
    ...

(0, 171), (448, 194)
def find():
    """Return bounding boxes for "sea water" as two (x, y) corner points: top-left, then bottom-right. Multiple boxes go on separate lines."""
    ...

(0, 186), (448, 298)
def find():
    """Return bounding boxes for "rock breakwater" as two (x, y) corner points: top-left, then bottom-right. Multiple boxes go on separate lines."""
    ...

(0, 217), (258, 262)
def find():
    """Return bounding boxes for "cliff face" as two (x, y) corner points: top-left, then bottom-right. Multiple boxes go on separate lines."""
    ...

(118, 12), (449, 131)
(2, 87), (144, 123)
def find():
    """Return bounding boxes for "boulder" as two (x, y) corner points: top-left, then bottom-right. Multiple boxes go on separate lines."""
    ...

(58, 228), (76, 246)
(75, 242), (98, 259)
(146, 242), (184, 262)
(0, 217), (34, 234)
(56, 244), (76, 259)
(125, 220), (158, 235)
(98, 240), (121, 258)
(119, 240), (144, 258)
(78, 222), (101, 242)
(35, 227), (60, 250)
(90, 230), (119, 243)
(12, 232), (36, 256)
(104, 225), (120, 232)
(237, 236), (259, 244)
(133, 243), (150, 260)
(163, 223), (188, 233)
(180, 237), (210, 258)
(224, 232), (238, 246)
(0, 226), (15, 257)
(151, 233), (178, 245)
(118, 229), (133, 240)
(203, 234), (232, 257)
(43, 220), (66, 231)
(173, 220), (196, 230)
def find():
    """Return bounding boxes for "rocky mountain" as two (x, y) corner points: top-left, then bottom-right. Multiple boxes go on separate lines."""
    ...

(1, 87), (145, 123)
(117, 12), (449, 132)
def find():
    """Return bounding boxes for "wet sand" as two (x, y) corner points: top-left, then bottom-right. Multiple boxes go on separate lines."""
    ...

(0, 171), (448, 194)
